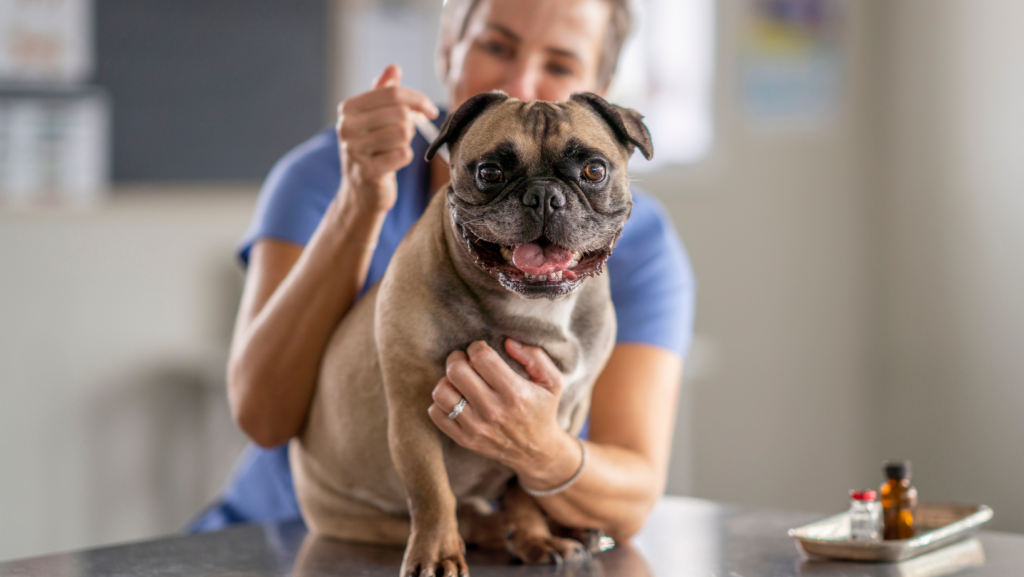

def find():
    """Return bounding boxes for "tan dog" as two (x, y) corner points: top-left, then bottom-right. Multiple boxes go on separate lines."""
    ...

(291, 91), (653, 577)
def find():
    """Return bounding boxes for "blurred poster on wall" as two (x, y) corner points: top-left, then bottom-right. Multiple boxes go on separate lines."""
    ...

(0, 0), (93, 83)
(0, 0), (109, 207)
(0, 89), (110, 207)
(739, 0), (844, 124)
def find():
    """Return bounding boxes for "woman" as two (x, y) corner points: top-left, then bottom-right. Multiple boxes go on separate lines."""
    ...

(192, 0), (695, 542)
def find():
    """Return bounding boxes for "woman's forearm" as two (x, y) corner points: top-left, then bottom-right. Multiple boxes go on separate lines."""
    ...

(515, 431), (665, 541)
(227, 194), (387, 447)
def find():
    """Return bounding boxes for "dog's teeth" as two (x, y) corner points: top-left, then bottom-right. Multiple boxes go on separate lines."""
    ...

(500, 245), (513, 262)
(569, 259), (579, 268)
(572, 251), (582, 261)
(525, 273), (534, 279)
(550, 271), (563, 280)
(538, 274), (547, 281)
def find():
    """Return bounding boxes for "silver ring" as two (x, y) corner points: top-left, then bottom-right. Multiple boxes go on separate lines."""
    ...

(447, 397), (468, 420)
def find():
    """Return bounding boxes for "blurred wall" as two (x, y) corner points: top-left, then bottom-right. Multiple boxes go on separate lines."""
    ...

(656, 0), (1024, 533)
(95, 0), (328, 180)
(0, 187), (253, 561)
(656, 0), (1024, 534)
(874, 0), (1024, 532)
(328, 0), (446, 104)
(648, 0), (878, 512)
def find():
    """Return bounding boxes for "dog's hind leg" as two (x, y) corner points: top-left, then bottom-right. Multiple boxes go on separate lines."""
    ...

(457, 502), (506, 551)
(502, 483), (590, 565)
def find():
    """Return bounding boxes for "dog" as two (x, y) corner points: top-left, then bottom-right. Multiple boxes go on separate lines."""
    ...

(290, 91), (653, 577)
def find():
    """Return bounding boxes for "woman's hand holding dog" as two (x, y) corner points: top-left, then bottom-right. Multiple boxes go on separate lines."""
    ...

(428, 339), (583, 492)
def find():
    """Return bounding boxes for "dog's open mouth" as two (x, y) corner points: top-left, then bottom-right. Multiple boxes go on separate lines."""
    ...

(456, 222), (612, 292)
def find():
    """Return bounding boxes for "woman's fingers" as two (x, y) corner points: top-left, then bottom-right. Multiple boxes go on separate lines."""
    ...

(431, 377), (464, 414)
(465, 341), (531, 398)
(429, 376), (483, 447)
(372, 63), (402, 90)
(339, 83), (439, 119)
(339, 105), (409, 139)
(332, 63), (438, 207)
(364, 148), (414, 179)
(505, 339), (562, 393)
(333, 64), (437, 193)
(446, 350), (469, 366)
(445, 349), (499, 411)
(345, 123), (416, 158)
(428, 402), (463, 438)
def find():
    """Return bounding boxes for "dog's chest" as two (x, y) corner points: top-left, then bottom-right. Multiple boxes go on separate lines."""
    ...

(499, 295), (592, 429)
(503, 297), (576, 342)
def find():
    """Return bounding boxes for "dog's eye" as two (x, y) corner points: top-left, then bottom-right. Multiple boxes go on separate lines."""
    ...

(478, 165), (504, 183)
(582, 162), (606, 183)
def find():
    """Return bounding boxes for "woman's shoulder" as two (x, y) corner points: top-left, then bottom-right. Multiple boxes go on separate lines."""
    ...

(265, 127), (342, 196)
(237, 128), (341, 264)
(238, 126), (433, 266)
(612, 190), (688, 270)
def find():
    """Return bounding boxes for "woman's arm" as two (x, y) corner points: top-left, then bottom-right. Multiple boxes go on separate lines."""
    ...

(228, 65), (438, 447)
(228, 215), (382, 448)
(428, 341), (683, 541)
(526, 344), (683, 539)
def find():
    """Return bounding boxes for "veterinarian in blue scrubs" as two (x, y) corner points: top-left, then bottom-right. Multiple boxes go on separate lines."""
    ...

(191, 0), (695, 540)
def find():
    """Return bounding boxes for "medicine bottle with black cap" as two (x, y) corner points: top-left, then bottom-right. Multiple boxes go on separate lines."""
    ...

(881, 460), (918, 540)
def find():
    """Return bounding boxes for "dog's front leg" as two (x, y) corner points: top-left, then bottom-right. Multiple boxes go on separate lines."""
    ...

(386, 383), (467, 577)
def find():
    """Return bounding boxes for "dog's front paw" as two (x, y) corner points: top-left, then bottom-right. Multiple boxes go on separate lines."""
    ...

(400, 530), (468, 577)
(506, 530), (590, 566)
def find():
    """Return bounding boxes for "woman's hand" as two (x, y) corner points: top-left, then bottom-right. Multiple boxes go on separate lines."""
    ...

(428, 339), (580, 486)
(337, 64), (439, 214)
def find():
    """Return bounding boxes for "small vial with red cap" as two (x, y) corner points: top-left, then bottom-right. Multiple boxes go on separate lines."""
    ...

(849, 489), (882, 541)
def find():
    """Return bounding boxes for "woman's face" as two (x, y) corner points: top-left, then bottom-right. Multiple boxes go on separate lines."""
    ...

(445, 0), (611, 110)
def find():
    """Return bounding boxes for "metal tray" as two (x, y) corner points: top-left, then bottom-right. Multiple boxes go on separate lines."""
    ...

(789, 503), (993, 562)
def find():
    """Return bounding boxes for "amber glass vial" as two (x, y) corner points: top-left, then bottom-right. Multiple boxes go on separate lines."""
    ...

(881, 460), (918, 540)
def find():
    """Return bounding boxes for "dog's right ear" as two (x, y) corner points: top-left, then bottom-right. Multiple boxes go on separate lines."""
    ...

(425, 91), (509, 161)
(570, 92), (654, 160)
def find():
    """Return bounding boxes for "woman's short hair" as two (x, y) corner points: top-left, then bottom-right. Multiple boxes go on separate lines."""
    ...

(436, 0), (633, 90)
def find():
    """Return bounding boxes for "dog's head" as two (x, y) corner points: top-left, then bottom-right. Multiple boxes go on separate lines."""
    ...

(427, 91), (652, 299)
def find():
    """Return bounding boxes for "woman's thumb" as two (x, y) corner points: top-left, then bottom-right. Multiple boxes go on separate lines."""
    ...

(373, 64), (402, 89)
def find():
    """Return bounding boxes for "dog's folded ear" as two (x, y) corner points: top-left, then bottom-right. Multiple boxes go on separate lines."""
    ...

(426, 91), (510, 161)
(570, 93), (653, 161)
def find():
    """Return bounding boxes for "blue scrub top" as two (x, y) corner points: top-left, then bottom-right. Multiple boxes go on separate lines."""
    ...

(188, 119), (696, 532)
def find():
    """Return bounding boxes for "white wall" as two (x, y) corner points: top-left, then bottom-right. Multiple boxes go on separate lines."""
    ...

(0, 186), (254, 561)
(651, 0), (877, 513)
(874, 0), (1024, 533)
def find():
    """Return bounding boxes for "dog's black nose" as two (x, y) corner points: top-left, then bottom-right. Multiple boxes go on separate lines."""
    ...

(522, 183), (565, 218)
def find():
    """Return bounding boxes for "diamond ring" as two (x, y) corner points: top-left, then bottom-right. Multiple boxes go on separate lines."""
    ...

(448, 397), (468, 420)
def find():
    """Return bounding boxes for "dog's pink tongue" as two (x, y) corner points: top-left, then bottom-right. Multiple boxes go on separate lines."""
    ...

(512, 243), (574, 275)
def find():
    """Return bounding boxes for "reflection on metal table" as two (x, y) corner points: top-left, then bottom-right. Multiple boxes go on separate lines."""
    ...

(2, 496), (1023, 577)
